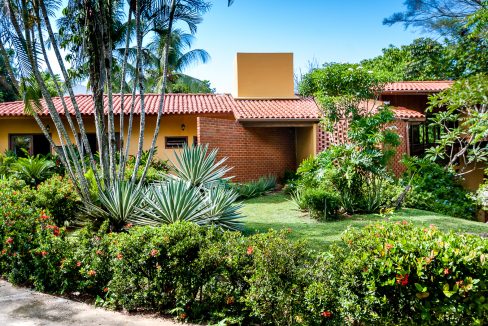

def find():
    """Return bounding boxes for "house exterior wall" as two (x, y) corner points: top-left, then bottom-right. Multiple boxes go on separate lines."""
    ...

(380, 94), (429, 113)
(233, 53), (295, 99)
(0, 113), (234, 162)
(296, 125), (316, 165)
(197, 117), (296, 182)
(315, 119), (410, 177)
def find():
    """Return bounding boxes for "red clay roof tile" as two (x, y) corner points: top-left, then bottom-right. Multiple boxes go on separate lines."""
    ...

(0, 93), (423, 121)
(383, 81), (453, 93)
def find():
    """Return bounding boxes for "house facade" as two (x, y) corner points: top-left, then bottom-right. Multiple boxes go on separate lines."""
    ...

(0, 53), (482, 187)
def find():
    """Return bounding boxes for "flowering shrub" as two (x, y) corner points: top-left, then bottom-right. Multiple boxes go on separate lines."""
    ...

(0, 182), (487, 326)
(313, 222), (488, 325)
(34, 175), (81, 225)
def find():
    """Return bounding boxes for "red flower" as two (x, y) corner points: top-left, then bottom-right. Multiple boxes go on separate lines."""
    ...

(444, 268), (450, 275)
(385, 243), (394, 250)
(5, 237), (13, 245)
(321, 311), (332, 318)
(396, 274), (409, 286)
(1, 249), (6, 255)
(402, 220), (408, 225)
(87, 270), (96, 277)
(246, 246), (254, 255)
(96, 250), (103, 256)
(76, 261), (82, 267)
(103, 287), (109, 293)
(116, 253), (123, 260)
(40, 212), (49, 220)
(41, 251), (48, 257)
(179, 313), (187, 319)
(125, 223), (133, 229)
(150, 249), (159, 257)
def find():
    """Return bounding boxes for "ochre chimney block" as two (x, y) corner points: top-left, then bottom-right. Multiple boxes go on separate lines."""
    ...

(233, 53), (296, 99)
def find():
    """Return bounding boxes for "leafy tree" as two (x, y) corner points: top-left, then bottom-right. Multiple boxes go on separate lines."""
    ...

(0, 46), (19, 103)
(383, 0), (484, 37)
(426, 73), (488, 175)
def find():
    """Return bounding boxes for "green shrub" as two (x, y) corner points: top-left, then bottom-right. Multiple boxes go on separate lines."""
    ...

(402, 157), (476, 218)
(106, 222), (219, 312)
(309, 222), (488, 325)
(34, 175), (82, 226)
(10, 155), (56, 186)
(301, 188), (340, 220)
(232, 175), (277, 199)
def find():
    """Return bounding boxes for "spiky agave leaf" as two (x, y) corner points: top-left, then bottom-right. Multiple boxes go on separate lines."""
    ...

(203, 185), (243, 231)
(171, 143), (232, 187)
(83, 180), (146, 230)
(134, 178), (210, 225)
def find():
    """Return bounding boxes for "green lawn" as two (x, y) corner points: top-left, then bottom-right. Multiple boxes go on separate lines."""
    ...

(241, 192), (488, 251)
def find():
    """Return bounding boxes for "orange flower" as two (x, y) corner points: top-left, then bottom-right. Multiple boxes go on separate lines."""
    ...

(96, 250), (103, 255)
(116, 253), (123, 260)
(321, 311), (332, 318)
(150, 249), (159, 257)
(179, 313), (187, 319)
(402, 220), (408, 225)
(41, 251), (48, 257)
(246, 246), (254, 255)
(87, 270), (96, 277)
(103, 287), (109, 293)
(444, 268), (450, 275)
(396, 274), (409, 286)
(385, 243), (394, 250)
(125, 223), (133, 229)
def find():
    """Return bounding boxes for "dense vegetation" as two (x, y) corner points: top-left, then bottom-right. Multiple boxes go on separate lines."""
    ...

(1, 179), (487, 324)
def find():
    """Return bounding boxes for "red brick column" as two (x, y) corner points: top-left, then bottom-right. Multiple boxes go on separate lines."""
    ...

(197, 117), (296, 182)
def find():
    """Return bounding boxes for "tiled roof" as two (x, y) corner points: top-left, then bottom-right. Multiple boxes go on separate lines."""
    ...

(0, 93), (235, 117)
(233, 97), (321, 120)
(393, 107), (425, 120)
(383, 81), (453, 94)
(0, 93), (423, 121)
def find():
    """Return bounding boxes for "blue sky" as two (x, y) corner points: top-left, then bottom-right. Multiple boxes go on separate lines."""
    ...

(181, 0), (424, 93)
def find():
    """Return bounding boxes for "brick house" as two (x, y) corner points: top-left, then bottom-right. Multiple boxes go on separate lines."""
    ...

(0, 53), (481, 187)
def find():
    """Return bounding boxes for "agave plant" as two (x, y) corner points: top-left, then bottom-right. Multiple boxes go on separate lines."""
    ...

(233, 175), (277, 199)
(10, 155), (55, 185)
(135, 179), (210, 226)
(203, 186), (243, 231)
(83, 180), (146, 231)
(171, 144), (232, 187)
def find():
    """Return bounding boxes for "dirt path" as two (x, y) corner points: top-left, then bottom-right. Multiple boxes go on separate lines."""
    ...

(0, 280), (183, 326)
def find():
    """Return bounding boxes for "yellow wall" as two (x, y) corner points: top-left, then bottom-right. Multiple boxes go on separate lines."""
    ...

(295, 126), (316, 165)
(459, 162), (486, 191)
(233, 53), (296, 99)
(0, 114), (233, 163)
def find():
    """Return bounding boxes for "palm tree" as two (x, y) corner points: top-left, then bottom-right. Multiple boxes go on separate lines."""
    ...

(144, 29), (211, 93)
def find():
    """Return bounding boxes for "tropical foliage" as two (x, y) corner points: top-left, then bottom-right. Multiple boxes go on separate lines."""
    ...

(231, 175), (277, 199)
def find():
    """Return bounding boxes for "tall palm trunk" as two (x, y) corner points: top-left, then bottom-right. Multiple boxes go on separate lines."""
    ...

(118, 9), (132, 179)
(11, 0), (90, 199)
(34, 10), (87, 173)
(38, 0), (101, 191)
(139, 0), (177, 184)
(131, 0), (146, 182)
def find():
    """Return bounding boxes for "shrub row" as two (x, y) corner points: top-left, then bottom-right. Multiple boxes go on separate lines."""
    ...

(1, 187), (487, 324)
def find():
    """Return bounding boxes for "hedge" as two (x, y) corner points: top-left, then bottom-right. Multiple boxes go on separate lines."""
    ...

(1, 179), (487, 325)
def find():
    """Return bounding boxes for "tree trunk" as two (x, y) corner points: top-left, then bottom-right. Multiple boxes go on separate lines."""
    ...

(38, 0), (102, 191)
(139, 0), (177, 184)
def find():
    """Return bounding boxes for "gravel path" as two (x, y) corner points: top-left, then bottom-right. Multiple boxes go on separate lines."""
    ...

(0, 280), (182, 326)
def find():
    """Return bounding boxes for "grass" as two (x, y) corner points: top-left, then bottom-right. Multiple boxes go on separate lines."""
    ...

(241, 192), (488, 251)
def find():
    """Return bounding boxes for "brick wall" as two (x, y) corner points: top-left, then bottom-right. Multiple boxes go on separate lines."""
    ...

(197, 117), (296, 182)
(316, 119), (410, 177)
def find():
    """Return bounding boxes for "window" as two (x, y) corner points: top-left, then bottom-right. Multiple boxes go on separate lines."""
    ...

(9, 134), (51, 157)
(78, 133), (120, 155)
(165, 136), (188, 149)
(193, 136), (198, 146)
